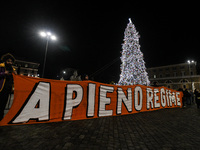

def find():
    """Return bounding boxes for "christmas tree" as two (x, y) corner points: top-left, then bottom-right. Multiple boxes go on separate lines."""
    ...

(118, 18), (150, 85)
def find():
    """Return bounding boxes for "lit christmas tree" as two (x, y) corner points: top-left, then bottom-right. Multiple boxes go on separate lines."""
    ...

(118, 18), (150, 85)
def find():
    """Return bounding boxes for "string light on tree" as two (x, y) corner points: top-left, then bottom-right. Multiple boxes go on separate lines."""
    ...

(118, 18), (150, 85)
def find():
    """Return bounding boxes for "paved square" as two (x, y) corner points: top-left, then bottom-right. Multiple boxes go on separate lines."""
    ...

(1, 104), (200, 149)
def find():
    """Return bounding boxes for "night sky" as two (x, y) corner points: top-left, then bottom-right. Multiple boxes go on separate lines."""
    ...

(0, 2), (199, 83)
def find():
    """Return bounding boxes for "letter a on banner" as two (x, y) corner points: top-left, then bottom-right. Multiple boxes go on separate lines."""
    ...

(11, 82), (51, 124)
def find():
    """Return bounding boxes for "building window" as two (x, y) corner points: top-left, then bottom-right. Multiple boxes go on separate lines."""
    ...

(180, 66), (185, 69)
(166, 74), (170, 77)
(159, 74), (163, 78)
(154, 75), (156, 78)
(172, 67), (177, 70)
(165, 80), (173, 84)
(174, 72), (177, 77)
(182, 71), (185, 76)
(180, 79), (189, 83)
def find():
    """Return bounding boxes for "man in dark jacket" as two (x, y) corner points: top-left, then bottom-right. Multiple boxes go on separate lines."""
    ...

(195, 90), (200, 109)
(0, 53), (17, 121)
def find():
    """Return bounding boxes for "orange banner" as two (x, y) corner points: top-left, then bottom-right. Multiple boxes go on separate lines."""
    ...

(0, 75), (183, 126)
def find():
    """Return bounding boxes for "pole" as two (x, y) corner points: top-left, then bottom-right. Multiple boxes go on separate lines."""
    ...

(42, 36), (49, 78)
(188, 63), (191, 76)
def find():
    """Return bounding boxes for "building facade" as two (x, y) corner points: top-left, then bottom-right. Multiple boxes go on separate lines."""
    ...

(147, 61), (200, 91)
(13, 60), (40, 77)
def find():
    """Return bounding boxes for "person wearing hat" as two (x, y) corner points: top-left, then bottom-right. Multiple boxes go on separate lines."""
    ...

(0, 53), (17, 121)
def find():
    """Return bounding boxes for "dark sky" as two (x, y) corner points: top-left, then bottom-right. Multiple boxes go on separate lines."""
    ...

(0, 2), (199, 83)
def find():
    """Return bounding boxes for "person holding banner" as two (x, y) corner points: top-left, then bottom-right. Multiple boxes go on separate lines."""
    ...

(0, 53), (17, 121)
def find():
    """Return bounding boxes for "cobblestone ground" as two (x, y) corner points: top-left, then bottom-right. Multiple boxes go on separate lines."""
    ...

(0, 104), (200, 150)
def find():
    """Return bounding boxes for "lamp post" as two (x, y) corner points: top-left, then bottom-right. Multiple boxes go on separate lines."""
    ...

(187, 60), (196, 91)
(187, 60), (196, 76)
(39, 31), (57, 78)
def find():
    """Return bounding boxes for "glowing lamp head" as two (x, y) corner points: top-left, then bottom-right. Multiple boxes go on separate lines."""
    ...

(39, 31), (57, 41)
(40, 32), (47, 37)
(51, 35), (57, 40)
(47, 32), (51, 36)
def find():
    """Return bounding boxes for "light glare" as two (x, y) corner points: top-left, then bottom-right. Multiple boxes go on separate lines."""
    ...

(39, 31), (57, 41)
(187, 60), (195, 64)
(47, 32), (51, 36)
(40, 32), (46, 37)
(51, 35), (56, 40)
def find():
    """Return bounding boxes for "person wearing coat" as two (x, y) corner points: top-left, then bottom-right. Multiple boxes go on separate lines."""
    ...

(0, 53), (17, 121)
(195, 90), (200, 109)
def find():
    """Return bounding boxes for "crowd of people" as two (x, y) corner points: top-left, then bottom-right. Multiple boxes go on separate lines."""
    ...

(179, 88), (200, 108)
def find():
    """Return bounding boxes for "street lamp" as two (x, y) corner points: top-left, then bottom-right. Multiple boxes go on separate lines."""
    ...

(39, 31), (57, 78)
(187, 60), (195, 75)
(187, 60), (196, 91)
(187, 60), (194, 65)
